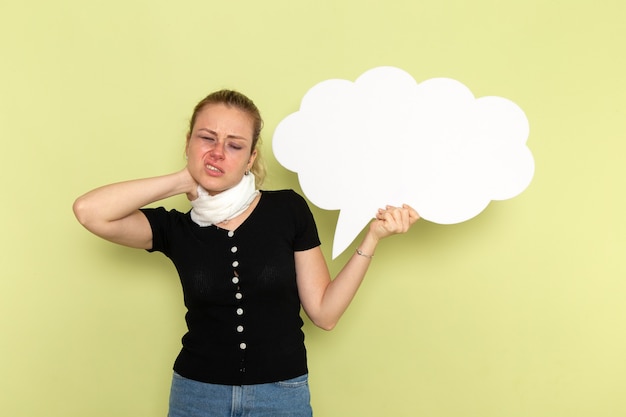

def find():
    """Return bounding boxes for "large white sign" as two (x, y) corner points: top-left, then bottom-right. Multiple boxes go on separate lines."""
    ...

(273, 66), (534, 258)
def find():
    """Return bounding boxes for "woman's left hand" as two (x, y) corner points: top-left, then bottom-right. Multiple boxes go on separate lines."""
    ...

(370, 204), (420, 240)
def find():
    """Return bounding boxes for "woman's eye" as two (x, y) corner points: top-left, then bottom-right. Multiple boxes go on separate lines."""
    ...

(229, 144), (243, 150)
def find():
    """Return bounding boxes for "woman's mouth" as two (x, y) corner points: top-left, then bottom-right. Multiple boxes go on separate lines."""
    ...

(205, 163), (223, 175)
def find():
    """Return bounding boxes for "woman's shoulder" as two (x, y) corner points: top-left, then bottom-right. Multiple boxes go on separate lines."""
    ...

(140, 206), (190, 225)
(257, 190), (315, 224)
(260, 189), (308, 205)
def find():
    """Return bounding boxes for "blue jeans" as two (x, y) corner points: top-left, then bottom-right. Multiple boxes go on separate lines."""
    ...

(168, 372), (313, 417)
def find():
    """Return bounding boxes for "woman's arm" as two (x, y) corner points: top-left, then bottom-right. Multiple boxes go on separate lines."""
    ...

(72, 168), (197, 249)
(296, 205), (419, 330)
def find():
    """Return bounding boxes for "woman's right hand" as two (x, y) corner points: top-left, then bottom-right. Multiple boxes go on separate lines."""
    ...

(181, 166), (200, 201)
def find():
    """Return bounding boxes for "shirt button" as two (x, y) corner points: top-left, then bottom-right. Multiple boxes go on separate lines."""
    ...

(237, 325), (244, 333)
(232, 277), (239, 284)
(236, 308), (244, 316)
(240, 343), (247, 350)
(231, 246), (238, 253)
(235, 292), (243, 300)
(228, 231), (234, 237)
(232, 261), (239, 267)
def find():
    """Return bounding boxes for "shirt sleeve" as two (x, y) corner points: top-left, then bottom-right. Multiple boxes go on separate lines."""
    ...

(288, 191), (321, 252)
(139, 207), (173, 254)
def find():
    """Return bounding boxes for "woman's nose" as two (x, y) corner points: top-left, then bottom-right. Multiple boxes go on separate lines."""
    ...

(209, 141), (225, 159)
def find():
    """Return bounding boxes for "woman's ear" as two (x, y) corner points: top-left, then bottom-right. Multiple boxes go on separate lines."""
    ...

(185, 133), (191, 159)
(247, 149), (258, 170)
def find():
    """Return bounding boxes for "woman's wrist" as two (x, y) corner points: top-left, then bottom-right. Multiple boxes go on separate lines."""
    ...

(177, 168), (199, 199)
(355, 248), (374, 259)
(356, 231), (380, 259)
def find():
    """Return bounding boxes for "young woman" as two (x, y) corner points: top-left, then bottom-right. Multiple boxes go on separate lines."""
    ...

(73, 89), (419, 417)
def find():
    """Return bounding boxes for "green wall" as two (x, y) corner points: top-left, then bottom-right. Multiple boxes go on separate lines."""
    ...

(1, 1), (625, 416)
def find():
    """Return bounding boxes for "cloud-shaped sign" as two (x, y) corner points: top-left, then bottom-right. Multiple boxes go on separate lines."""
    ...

(273, 66), (534, 258)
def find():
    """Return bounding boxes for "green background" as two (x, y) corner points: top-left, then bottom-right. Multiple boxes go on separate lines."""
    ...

(1, 1), (625, 416)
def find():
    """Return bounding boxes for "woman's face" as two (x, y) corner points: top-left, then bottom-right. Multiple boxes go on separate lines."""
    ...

(186, 103), (257, 195)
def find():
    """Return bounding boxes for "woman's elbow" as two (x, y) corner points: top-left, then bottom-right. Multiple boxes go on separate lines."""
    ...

(72, 197), (90, 226)
(72, 196), (103, 233)
(312, 318), (338, 331)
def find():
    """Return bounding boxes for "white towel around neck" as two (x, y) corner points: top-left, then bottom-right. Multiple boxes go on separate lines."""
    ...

(190, 173), (259, 227)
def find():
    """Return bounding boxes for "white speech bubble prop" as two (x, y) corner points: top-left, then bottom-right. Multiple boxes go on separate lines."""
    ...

(273, 66), (534, 259)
